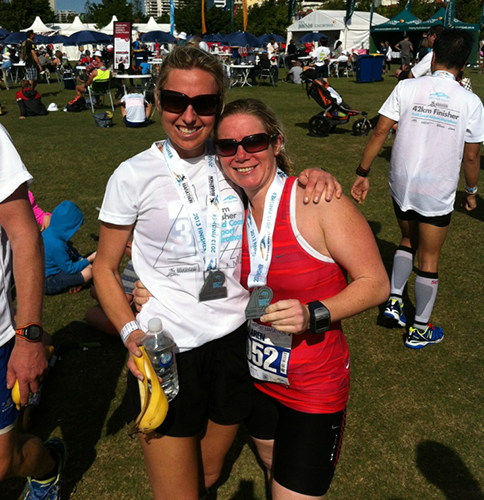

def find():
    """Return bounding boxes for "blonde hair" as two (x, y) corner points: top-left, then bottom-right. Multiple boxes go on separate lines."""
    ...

(214, 99), (294, 174)
(156, 46), (227, 101)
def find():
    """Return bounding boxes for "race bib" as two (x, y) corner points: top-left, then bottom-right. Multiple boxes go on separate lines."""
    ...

(246, 321), (292, 385)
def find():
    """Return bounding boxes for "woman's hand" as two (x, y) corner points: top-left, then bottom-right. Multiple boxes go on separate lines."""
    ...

(260, 299), (310, 335)
(350, 177), (370, 204)
(298, 168), (343, 204)
(133, 280), (152, 312)
(125, 329), (146, 380)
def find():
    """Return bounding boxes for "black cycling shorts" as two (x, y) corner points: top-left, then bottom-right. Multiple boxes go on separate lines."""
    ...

(392, 198), (451, 227)
(127, 323), (253, 437)
(245, 387), (346, 496)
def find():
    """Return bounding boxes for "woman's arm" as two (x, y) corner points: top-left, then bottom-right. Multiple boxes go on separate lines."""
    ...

(93, 222), (145, 379)
(261, 192), (389, 333)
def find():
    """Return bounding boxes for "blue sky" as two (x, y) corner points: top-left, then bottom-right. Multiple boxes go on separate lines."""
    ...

(56, 0), (101, 13)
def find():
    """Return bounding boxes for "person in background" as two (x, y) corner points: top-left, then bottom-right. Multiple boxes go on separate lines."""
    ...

(351, 30), (484, 349)
(28, 191), (51, 231)
(139, 54), (151, 75)
(284, 60), (303, 84)
(118, 87), (152, 127)
(24, 30), (43, 91)
(0, 123), (67, 500)
(16, 80), (48, 119)
(42, 201), (96, 295)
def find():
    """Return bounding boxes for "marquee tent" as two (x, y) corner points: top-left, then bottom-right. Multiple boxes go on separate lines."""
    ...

(370, 7), (479, 63)
(286, 10), (389, 51)
(21, 16), (54, 34)
(99, 15), (118, 35)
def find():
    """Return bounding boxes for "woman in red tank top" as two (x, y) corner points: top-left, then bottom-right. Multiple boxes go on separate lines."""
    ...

(214, 98), (389, 499)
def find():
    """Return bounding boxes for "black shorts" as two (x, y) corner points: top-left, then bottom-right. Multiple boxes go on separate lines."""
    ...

(244, 388), (346, 496)
(392, 198), (452, 228)
(127, 323), (253, 437)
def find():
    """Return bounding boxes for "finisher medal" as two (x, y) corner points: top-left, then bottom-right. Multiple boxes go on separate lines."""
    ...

(245, 286), (274, 320)
(199, 270), (227, 302)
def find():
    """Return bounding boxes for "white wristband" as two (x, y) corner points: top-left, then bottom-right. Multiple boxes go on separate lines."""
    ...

(465, 185), (478, 195)
(120, 320), (141, 345)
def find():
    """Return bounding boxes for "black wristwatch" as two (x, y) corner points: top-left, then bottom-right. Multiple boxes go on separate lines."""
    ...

(307, 301), (331, 334)
(15, 323), (44, 343)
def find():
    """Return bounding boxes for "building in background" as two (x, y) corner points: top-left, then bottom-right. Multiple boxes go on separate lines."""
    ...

(57, 10), (79, 22)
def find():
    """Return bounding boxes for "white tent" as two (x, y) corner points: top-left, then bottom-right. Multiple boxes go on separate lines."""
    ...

(59, 16), (92, 35)
(22, 16), (55, 34)
(287, 10), (389, 50)
(100, 15), (118, 35)
(138, 16), (166, 33)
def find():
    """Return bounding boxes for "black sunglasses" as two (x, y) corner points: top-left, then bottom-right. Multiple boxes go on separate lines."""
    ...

(214, 133), (277, 157)
(160, 90), (221, 116)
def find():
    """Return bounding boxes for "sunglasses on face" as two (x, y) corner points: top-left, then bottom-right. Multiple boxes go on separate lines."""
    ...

(214, 133), (277, 157)
(159, 90), (221, 116)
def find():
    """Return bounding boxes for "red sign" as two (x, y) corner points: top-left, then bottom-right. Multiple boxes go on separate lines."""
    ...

(114, 22), (132, 70)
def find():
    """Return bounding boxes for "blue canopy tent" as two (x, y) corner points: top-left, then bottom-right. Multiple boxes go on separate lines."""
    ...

(139, 31), (175, 43)
(65, 30), (112, 46)
(203, 33), (224, 42)
(2, 32), (50, 44)
(223, 31), (262, 48)
(0, 28), (11, 40)
(258, 34), (285, 44)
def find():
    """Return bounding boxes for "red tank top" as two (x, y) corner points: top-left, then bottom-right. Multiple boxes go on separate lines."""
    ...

(241, 177), (350, 413)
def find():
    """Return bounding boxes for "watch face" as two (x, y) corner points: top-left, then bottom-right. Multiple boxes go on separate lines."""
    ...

(26, 324), (43, 341)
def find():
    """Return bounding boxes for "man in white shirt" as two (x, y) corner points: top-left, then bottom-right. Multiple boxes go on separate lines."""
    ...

(410, 25), (445, 78)
(310, 38), (331, 78)
(0, 124), (66, 498)
(350, 30), (484, 350)
(119, 87), (152, 127)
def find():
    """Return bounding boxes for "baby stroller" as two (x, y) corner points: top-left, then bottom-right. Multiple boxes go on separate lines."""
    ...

(304, 76), (373, 137)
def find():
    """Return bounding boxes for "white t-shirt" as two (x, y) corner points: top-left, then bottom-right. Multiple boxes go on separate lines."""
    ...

(0, 125), (33, 347)
(379, 72), (484, 216)
(411, 50), (432, 78)
(121, 93), (148, 124)
(311, 46), (330, 66)
(99, 141), (249, 352)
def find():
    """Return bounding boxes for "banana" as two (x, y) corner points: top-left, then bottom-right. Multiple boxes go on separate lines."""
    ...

(130, 346), (169, 435)
(11, 345), (55, 410)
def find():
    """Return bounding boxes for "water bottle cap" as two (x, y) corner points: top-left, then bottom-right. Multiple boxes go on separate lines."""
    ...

(148, 317), (162, 334)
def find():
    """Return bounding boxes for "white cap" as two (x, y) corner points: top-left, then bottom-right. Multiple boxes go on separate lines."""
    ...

(94, 50), (102, 58)
(178, 32), (187, 40)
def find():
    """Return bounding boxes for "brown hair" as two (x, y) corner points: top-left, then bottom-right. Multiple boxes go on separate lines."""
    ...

(155, 46), (227, 108)
(215, 98), (293, 174)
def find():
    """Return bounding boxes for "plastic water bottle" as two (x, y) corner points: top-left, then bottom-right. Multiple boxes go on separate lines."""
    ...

(142, 318), (179, 402)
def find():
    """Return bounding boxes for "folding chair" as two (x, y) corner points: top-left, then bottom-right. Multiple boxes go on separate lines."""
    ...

(87, 79), (114, 113)
(258, 67), (276, 87)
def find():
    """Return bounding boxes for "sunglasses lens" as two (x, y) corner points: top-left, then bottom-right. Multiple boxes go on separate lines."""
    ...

(215, 134), (273, 157)
(161, 92), (188, 114)
(243, 135), (270, 153)
(192, 95), (220, 116)
(215, 140), (237, 156)
(161, 91), (220, 116)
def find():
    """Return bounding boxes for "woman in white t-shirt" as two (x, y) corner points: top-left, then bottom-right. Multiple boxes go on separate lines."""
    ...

(93, 46), (340, 499)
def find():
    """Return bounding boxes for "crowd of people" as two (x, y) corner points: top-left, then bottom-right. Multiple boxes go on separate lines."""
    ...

(0, 27), (482, 500)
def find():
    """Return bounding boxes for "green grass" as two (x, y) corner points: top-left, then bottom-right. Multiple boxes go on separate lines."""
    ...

(1, 68), (484, 499)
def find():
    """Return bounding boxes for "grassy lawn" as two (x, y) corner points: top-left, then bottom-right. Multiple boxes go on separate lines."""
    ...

(1, 66), (483, 500)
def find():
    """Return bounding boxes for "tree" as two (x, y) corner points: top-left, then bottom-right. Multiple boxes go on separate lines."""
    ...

(246, 0), (290, 36)
(0, 0), (54, 32)
(132, 0), (147, 23)
(87, 0), (134, 28)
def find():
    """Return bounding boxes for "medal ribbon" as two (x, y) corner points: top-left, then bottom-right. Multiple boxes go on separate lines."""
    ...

(246, 168), (287, 289)
(162, 139), (222, 271)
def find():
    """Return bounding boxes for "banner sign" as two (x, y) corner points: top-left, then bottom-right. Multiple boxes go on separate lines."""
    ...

(114, 22), (131, 70)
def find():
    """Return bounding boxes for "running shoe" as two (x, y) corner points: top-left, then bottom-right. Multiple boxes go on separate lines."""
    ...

(405, 324), (444, 350)
(23, 438), (67, 500)
(383, 298), (406, 328)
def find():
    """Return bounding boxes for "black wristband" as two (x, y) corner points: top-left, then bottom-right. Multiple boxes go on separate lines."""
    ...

(356, 165), (370, 177)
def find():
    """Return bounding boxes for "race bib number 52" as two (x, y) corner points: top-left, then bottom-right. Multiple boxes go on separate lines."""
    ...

(247, 321), (292, 386)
